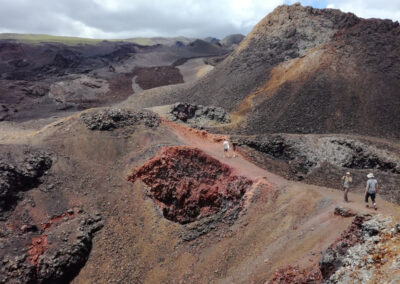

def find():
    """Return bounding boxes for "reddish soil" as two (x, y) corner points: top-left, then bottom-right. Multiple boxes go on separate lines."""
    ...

(267, 265), (323, 284)
(132, 66), (184, 90)
(127, 146), (252, 224)
(104, 73), (136, 103)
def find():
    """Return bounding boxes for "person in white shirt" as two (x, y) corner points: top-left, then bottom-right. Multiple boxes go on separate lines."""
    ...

(223, 140), (230, 158)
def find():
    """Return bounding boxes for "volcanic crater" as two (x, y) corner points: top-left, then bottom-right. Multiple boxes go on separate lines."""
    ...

(127, 146), (253, 224)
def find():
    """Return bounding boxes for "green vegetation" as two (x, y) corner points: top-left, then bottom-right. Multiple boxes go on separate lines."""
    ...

(0, 33), (106, 45)
(125, 36), (192, 46)
(125, 37), (152, 45)
(0, 33), (194, 46)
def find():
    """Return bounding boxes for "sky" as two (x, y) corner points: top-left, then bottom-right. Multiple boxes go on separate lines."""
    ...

(0, 0), (399, 39)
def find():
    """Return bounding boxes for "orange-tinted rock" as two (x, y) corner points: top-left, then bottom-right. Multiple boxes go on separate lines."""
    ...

(27, 235), (48, 266)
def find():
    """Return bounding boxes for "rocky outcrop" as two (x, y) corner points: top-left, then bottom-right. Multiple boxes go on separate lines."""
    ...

(334, 207), (356, 217)
(48, 75), (109, 108)
(239, 135), (399, 176)
(0, 147), (52, 213)
(0, 209), (103, 283)
(127, 146), (252, 224)
(320, 214), (400, 283)
(268, 214), (400, 283)
(22, 83), (50, 97)
(319, 215), (366, 279)
(170, 102), (230, 125)
(80, 108), (160, 130)
(238, 134), (400, 204)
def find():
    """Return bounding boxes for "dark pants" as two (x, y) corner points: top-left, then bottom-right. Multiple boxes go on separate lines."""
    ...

(343, 187), (349, 202)
(365, 192), (376, 204)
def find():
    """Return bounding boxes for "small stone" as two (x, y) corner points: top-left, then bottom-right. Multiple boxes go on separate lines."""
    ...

(334, 207), (356, 217)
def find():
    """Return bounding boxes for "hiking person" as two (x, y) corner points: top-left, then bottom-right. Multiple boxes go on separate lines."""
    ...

(223, 139), (230, 158)
(365, 173), (378, 210)
(341, 171), (352, 202)
(232, 141), (238, 158)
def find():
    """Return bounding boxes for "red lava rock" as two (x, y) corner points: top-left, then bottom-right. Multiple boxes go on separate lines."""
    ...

(319, 215), (365, 279)
(330, 215), (365, 250)
(267, 265), (323, 284)
(27, 235), (48, 266)
(41, 211), (75, 230)
(27, 211), (75, 267)
(127, 146), (253, 224)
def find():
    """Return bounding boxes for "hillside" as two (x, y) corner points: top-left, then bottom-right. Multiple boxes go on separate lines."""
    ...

(131, 3), (400, 139)
(0, 108), (399, 283)
(0, 35), (234, 122)
(1, 3), (400, 284)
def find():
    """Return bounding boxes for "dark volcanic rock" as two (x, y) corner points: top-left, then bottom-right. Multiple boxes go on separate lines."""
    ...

(80, 108), (160, 130)
(22, 83), (50, 97)
(319, 215), (365, 279)
(334, 207), (356, 217)
(237, 134), (400, 204)
(0, 147), (52, 213)
(0, 36), (231, 122)
(320, 215), (398, 283)
(0, 210), (103, 284)
(170, 102), (230, 124)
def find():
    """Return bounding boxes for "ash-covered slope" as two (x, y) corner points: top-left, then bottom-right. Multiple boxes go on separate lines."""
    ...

(148, 3), (400, 138)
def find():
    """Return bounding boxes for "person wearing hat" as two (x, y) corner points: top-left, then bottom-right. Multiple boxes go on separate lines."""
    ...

(365, 173), (379, 210)
(341, 172), (353, 202)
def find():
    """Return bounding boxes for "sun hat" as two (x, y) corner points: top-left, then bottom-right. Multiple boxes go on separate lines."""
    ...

(367, 173), (374, 178)
(346, 172), (350, 175)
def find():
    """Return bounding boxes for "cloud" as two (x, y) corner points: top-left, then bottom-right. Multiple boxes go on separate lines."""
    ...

(0, 0), (398, 39)
(0, 0), (285, 39)
(326, 0), (400, 21)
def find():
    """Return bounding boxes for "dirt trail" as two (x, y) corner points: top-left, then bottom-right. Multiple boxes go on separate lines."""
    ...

(163, 119), (400, 218)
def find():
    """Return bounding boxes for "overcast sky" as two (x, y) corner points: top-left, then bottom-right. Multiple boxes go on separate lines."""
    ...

(0, 0), (399, 39)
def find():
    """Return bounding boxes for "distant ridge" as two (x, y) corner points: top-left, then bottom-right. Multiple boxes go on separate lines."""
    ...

(0, 33), (244, 47)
